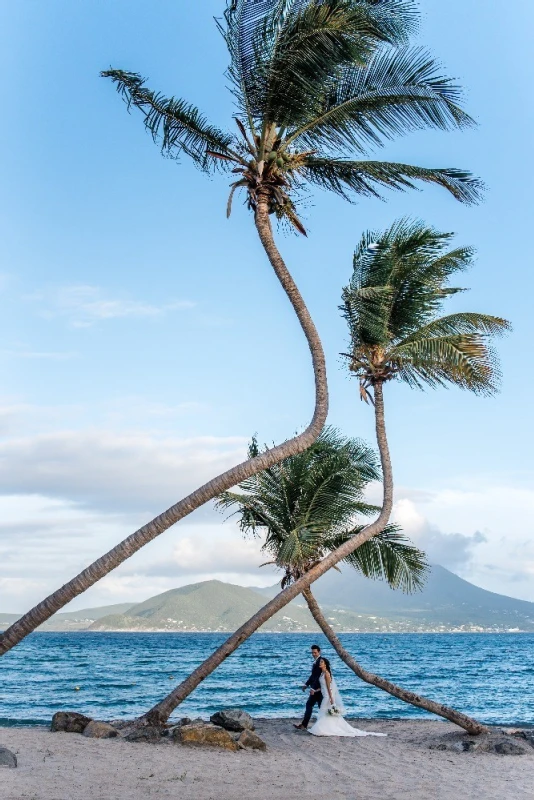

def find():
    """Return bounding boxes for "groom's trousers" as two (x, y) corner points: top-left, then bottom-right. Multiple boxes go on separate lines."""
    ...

(303, 690), (323, 727)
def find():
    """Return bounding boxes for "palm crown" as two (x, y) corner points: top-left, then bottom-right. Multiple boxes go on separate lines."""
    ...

(217, 426), (428, 590)
(341, 218), (511, 399)
(102, 0), (481, 234)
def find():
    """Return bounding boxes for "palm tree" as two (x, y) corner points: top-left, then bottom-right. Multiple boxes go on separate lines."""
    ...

(0, 0), (480, 656)
(138, 219), (507, 731)
(341, 218), (510, 401)
(217, 428), (488, 734)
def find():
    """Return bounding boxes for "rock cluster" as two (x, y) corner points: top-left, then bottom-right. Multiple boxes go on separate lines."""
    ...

(210, 708), (255, 732)
(174, 722), (239, 751)
(172, 711), (266, 751)
(429, 729), (534, 756)
(49, 708), (266, 751)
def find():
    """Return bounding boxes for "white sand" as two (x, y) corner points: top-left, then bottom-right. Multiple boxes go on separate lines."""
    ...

(1, 720), (533, 800)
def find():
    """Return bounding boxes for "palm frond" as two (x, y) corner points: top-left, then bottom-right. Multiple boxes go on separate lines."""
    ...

(216, 490), (282, 537)
(220, 0), (273, 123)
(400, 312), (511, 341)
(101, 69), (239, 171)
(326, 525), (429, 592)
(345, 220), (477, 344)
(287, 47), (475, 155)
(262, 1), (419, 129)
(302, 158), (483, 204)
(275, 526), (323, 569)
(222, 1), (419, 128)
(390, 334), (502, 394)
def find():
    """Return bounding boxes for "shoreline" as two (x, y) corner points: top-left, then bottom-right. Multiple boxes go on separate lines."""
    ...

(3, 716), (534, 730)
(2, 628), (532, 634)
(1, 719), (532, 799)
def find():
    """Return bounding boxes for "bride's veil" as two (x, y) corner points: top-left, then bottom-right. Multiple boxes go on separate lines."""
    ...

(318, 670), (347, 716)
(330, 676), (347, 715)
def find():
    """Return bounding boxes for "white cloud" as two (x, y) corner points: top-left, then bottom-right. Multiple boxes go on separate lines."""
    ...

(392, 497), (487, 571)
(139, 527), (272, 578)
(0, 404), (36, 435)
(0, 403), (532, 612)
(390, 485), (534, 601)
(0, 495), (275, 612)
(34, 284), (195, 327)
(0, 494), (139, 611)
(0, 422), (262, 611)
(0, 429), (247, 512)
(0, 398), (208, 438)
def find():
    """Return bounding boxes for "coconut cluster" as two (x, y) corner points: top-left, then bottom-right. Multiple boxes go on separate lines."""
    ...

(267, 151), (291, 169)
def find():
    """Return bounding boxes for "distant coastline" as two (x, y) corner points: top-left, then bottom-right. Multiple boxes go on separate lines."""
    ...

(3, 571), (533, 635)
(3, 627), (531, 635)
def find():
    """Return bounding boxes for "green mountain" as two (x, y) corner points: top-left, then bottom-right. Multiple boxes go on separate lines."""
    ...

(256, 565), (534, 632)
(0, 603), (135, 632)
(3, 568), (533, 634)
(89, 580), (315, 632)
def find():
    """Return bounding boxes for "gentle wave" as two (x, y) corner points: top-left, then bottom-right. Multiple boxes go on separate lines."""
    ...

(0, 632), (532, 726)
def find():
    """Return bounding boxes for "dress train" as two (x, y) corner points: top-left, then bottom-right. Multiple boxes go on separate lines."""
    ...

(308, 674), (387, 738)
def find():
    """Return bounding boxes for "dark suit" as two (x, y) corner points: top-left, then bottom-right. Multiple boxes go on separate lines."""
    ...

(302, 657), (323, 727)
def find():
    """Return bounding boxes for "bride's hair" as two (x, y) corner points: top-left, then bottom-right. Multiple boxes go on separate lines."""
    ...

(320, 657), (332, 675)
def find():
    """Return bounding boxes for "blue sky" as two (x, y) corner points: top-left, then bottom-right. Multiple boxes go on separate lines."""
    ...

(0, 1), (533, 611)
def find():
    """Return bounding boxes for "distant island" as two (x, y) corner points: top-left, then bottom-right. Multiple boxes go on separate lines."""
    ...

(2, 566), (533, 633)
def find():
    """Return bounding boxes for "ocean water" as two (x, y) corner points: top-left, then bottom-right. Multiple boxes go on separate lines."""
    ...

(0, 632), (532, 727)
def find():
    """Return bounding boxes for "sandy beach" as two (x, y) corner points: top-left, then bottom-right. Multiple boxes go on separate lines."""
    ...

(2, 719), (533, 800)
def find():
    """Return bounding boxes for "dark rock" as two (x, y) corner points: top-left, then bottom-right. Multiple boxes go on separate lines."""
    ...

(82, 720), (119, 739)
(429, 731), (530, 756)
(180, 717), (192, 726)
(0, 747), (17, 768)
(210, 708), (254, 732)
(237, 729), (267, 751)
(122, 726), (162, 743)
(51, 711), (92, 734)
(492, 738), (528, 756)
(512, 730), (534, 748)
(173, 723), (238, 751)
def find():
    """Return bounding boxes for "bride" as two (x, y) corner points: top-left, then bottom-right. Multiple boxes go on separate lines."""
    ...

(309, 658), (387, 738)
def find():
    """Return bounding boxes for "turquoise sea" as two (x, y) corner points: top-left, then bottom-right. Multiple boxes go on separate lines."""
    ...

(0, 632), (532, 727)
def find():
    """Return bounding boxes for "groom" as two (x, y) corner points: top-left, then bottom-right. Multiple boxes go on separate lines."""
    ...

(294, 644), (323, 730)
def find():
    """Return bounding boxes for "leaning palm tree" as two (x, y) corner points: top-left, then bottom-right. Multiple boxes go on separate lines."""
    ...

(138, 219), (508, 731)
(217, 429), (488, 734)
(0, 0), (481, 656)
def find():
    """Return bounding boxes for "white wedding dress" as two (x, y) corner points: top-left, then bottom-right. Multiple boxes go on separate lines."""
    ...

(308, 674), (387, 738)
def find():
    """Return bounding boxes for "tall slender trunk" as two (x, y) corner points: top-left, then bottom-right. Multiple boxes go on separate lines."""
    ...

(0, 199), (328, 657)
(140, 380), (394, 725)
(302, 586), (488, 736)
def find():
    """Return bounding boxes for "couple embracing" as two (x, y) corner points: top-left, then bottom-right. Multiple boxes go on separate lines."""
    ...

(294, 644), (386, 738)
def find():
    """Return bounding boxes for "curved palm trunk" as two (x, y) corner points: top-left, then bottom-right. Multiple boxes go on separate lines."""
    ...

(302, 586), (488, 736)
(140, 380), (395, 724)
(0, 199), (328, 657)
